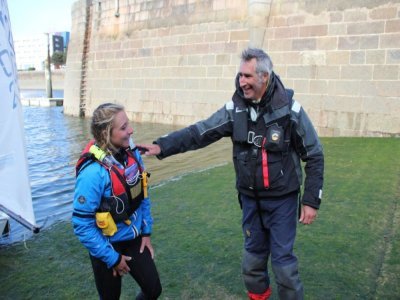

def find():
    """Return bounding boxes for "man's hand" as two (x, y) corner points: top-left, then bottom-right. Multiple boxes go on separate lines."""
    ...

(136, 143), (161, 156)
(299, 205), (317, 225)
(112, 255), (131, 277)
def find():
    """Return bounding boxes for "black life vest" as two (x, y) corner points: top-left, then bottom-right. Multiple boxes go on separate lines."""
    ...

(231, 76), (300, 197)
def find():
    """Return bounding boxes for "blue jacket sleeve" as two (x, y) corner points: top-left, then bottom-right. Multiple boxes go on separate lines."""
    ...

(72, 162), (121, 268)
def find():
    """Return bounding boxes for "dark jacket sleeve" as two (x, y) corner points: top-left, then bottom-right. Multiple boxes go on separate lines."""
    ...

(290, 101), (324, 209)
(155, 104), (234, 159)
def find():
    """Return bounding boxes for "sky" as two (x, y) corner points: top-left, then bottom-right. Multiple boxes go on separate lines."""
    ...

(7, 0), (77, 38)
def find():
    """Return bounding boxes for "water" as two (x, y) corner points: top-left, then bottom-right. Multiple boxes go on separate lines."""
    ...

(20, 89), (64, 98)
(1, 105), (232, 244)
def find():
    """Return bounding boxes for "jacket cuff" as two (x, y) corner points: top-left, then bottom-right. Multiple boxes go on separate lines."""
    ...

(301, 190), (321, 209)
(152, 141), (164, 160)
(111, 254), (122, 268)
(141, 233), (151, 237)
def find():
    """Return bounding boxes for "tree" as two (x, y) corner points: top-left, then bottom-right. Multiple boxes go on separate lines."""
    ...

(51, 51), (65, 68)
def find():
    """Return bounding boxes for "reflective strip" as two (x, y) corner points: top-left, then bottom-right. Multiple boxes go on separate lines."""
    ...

(225, 100), (234, 110)
(262, 138), (269, 188)
(250, 106), (257, 121)
(292, 100), (301, 113)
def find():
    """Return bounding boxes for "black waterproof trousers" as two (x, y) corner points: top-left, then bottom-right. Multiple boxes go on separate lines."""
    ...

(89, 236), (162, 300)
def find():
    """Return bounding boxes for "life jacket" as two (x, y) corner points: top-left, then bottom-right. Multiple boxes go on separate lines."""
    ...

(76, 140), (146, 223)
(231, 74), (301, 198)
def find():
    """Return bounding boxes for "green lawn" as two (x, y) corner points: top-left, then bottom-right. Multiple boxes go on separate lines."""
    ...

(0, 137), (399, 299)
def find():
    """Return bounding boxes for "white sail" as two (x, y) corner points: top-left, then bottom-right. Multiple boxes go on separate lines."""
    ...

(0, 0), (38, 232)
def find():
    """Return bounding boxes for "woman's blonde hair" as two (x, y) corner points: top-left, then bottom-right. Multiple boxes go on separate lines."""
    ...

(91, 103), (125, 152)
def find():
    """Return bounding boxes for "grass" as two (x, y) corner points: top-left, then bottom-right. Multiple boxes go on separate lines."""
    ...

(0, 137), (399, 299)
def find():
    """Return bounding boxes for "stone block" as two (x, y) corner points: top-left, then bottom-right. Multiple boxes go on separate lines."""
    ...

(381, 33), (400, 48)
(273, 65), (287, 77)
(184, 78), (200, 90)
(230, 30), (249, 41)
(317, 37), (337, 50)
(287, 15), (305, 26)
(279, 2), (299, 14)
(310, 80), (328, 94)
(375, 80), (400, 97)
(350, 51), (365, 64)
(287, 65), (317, 79)
(301, 51), (326, 65)
(292, 38), (317, 51)
(207, 66), (223, 77)
(385, 19), (400, 33)
(338, 36), (359, 50)
(365, 50), (385, 64)
(328, 81), (361, 97)
(316, 65), (341, 79)
(363, 96), (400, 115)
(387, 50), (400, 64)
(373, 65), (399, 80)
(272, 52), (301, 65)
(369, 7), (397, 20)
(225, 42), (239, 53)
(344, 10), (367, 22)
(359, 35), (379, 49)
(272, 16), (287, 27)
(340, 65), (373, 80)
(274, 27), (299, 39)
(215, 32), (230, 42)
(329, 11), (343, 23)
(216, 54), (231, 65)
(187, 55), (202, 66)
(267, 39), (292, 51)
(299, 25), (328, 37)
(326, 51), (350, 65)
(292, 79), (310, 94)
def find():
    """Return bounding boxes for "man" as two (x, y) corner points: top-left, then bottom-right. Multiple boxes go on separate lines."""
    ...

(138, 48), (324, 300)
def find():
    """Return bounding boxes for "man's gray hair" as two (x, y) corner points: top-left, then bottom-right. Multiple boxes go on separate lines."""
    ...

(241, 48), (273, 75)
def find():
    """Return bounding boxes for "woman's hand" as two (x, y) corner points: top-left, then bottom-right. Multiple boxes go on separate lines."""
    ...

(140, 236), (154, 259)
(112, 255), (131, 277)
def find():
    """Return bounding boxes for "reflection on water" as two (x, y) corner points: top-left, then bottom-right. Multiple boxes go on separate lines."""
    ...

(2, 106), (232, 243)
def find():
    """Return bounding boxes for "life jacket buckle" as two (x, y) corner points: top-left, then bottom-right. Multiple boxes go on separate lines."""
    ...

(247, 131), (263, 148)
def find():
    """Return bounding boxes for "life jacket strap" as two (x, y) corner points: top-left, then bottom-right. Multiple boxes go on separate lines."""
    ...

(262, 137), (269, 188)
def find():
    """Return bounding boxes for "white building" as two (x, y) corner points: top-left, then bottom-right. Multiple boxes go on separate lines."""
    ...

(14, 32), (69, 71)
(14, 34), (47, 71)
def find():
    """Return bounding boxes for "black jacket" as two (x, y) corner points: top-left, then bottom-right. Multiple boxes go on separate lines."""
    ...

(155, 73), (324, 208)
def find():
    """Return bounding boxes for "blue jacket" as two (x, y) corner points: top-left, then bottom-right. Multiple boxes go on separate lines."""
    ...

(72, 148), (153, 268)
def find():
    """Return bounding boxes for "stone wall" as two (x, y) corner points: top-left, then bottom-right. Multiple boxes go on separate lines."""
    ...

(18, 70), (65, 90)
(64, 0), (400, 137)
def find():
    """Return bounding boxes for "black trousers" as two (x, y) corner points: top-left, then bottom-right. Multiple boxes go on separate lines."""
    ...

(89, 236), (162, 300)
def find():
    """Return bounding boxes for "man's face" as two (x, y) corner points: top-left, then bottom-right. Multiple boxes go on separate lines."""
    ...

(238, 58), (268, 101)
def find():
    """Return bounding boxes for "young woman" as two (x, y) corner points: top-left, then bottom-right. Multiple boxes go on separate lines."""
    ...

(72, 103), (162, 300)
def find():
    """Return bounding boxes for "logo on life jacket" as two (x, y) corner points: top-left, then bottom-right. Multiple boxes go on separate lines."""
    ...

(271, 131), (280, 142)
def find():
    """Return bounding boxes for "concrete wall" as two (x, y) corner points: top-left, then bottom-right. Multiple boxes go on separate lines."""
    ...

(18, 70), (65, 90)
(64, 0), (400, 137)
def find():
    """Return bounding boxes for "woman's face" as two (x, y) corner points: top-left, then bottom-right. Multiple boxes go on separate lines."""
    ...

(110, 110), (133, 149)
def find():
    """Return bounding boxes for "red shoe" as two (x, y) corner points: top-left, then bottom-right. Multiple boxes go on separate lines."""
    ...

(248, 287), (272, 300)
